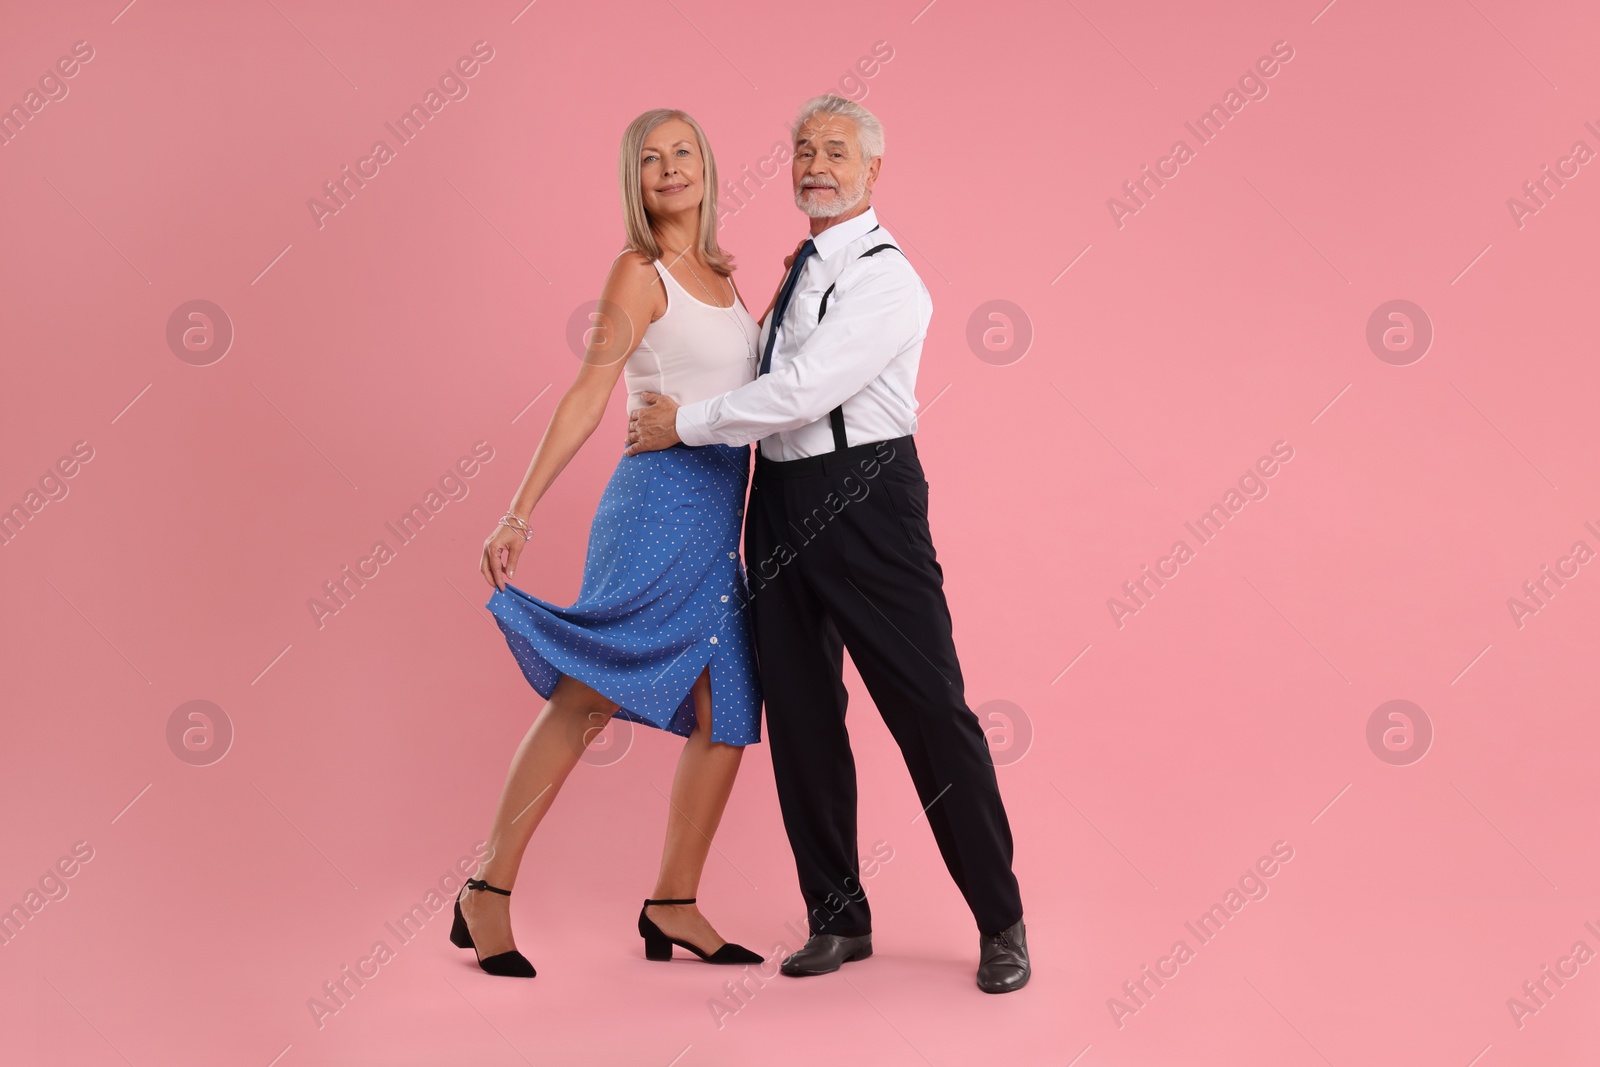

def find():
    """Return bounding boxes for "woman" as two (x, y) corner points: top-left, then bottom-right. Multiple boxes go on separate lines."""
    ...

(451, 109), (766, 978)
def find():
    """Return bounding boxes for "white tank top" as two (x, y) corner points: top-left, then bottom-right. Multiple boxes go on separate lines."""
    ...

(623, 258), (760, 414)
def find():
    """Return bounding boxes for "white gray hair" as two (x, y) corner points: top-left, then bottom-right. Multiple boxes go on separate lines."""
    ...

(791, 94), (884, 160)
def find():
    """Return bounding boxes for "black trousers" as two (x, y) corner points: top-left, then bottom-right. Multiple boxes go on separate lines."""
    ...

(743, 433), (1024, 938)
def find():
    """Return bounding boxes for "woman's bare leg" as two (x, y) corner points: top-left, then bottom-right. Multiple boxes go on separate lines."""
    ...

(643, 666), (747, 951)
(459, 672), (619, 959)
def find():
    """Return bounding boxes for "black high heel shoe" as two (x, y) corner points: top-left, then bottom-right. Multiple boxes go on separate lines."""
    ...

(451, 877), (536, 977)
(638, 897), (763, 964)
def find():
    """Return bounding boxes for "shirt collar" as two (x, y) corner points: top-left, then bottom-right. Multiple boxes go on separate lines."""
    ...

(809, 205), (880, 261)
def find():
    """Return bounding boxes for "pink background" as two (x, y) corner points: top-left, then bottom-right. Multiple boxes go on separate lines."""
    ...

(3, 0), (1599, 1064)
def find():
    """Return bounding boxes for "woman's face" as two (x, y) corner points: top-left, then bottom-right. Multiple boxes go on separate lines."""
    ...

(639, 118), (705, 223)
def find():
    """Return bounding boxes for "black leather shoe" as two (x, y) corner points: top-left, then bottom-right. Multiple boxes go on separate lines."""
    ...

(976, 918), (1029, 993)
(779, 933), (873, 976)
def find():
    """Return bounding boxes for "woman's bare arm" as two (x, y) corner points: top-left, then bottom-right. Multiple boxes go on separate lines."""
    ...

(481, 253), (663, 589)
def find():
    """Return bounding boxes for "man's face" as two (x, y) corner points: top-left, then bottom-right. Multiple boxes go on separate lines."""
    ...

(792, 114), (880, 218)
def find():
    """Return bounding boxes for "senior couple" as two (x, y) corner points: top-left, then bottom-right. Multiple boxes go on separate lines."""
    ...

(454, 95), (1029, 994)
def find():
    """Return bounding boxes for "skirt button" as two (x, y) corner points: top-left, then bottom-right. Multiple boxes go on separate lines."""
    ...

(710, 636), (719, 644)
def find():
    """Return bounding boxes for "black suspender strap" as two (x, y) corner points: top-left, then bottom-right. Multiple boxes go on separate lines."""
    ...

(828, 399), (850, 451)
(817, 235), (903, 452)
(816, 246), (899, 319)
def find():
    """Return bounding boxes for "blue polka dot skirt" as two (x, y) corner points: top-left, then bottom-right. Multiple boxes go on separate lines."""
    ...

(485, 442), (762, 746)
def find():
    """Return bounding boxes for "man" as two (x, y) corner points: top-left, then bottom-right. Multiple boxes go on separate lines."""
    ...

(625, 94), (1028, 993)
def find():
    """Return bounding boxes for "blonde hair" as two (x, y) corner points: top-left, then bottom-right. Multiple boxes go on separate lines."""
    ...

(618, 109), (734, 276)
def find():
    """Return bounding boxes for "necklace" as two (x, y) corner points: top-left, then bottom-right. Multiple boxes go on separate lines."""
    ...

(677, 252), (731, 307)
(666, 246), (757, 363)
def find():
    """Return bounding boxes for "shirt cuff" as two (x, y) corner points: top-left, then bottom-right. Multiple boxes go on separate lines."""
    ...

(676, 399), (715, 447)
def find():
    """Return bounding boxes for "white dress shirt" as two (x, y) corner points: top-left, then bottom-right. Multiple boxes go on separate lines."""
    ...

(675, 206), (932, 460)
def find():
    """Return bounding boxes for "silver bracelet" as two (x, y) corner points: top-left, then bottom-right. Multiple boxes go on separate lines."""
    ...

(499, 512), (532, 541)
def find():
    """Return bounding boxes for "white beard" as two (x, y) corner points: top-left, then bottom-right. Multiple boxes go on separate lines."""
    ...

(795, 171), (868, 218)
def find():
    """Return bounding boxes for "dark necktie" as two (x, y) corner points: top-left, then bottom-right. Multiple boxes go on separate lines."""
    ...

(758, 238), (816, 376)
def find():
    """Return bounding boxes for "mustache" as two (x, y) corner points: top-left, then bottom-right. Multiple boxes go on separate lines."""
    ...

(800, 177), (839, 190)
